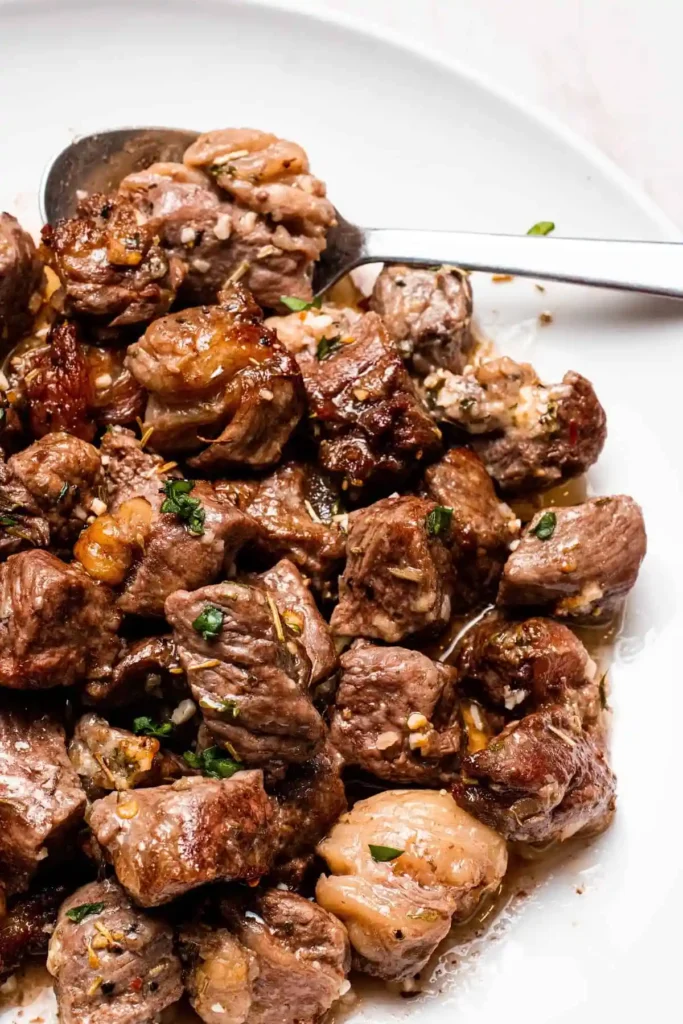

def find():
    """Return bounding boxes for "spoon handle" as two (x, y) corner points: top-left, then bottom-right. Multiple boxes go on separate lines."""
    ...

(361, 229), (683, 298)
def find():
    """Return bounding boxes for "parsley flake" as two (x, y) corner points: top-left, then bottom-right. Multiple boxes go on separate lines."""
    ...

(192, 604), (224, 641)
(316, 336), (343, 361)
(531, 511), (557, 540)
(160, 479), (205, 536)
(425, 506), (453, 538)
(280, 295), (322, 312)
(527, 221), (555, 236)
(66, 902), (105, 924)
(132, 716), (173, 739)
(0, 514), (18, 528)
(183, 746), (241, 779)
(369, 844), (404, 862)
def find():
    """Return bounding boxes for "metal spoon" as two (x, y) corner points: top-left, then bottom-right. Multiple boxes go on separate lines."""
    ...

(41, 127), (683, 299)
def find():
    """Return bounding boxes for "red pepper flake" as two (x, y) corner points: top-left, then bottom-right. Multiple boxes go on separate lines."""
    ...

(568, 419), (578, 445)
(129, 977), (143, 992)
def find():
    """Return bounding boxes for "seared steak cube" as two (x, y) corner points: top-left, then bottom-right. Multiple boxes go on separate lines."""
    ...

(166, 580), (325, 775)
(330, 640), (460, 784)
(42, 192), (185, 327)
(316, 789), (506, 980)
(220, 461), (345, 593)
(257, 558), (338, 686)
(0, 212), (42, 345)
(0, 550), (120, 689)
(125, 283), (304, 465)
(47, 878), (183, 1024)
(0, 707), (85, 894)
(88, 771), (273, 906)
(424, 446), (519, 607)
(498, 495), (647, 622)
(457, 614), (601, 725)
(426, 356), (607, 494)
(330, 496), (453, 643)
(370, 264), (474, 375)
(454, 705), (616, 843)
(300, 312), (441, 486)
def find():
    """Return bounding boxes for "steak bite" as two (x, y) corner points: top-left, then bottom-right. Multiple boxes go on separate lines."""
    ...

(426, 356), (607, 494)
(88, 771), (273, 906)
(457, 614), (601, 725)
(125, 282), (304, 466)
(98, 425), (174, 511)
(0, 459), (50, 559)
(0, 549), (121, 690)
(47, 878), (183, 1024)
(165, 579), (325, 776)
(219, 461), (345, 593)
(330, 640), (460, 784)
(0, 881), (69, 980)
(257, 558), (338, 686)
(298, 311), (441, 486)
(42, 192), (185, 327)
(454, 705), (616, 843)
(330, 495), (453, 643)
(21, 320), (96, 442)
(183, 128), (337, 310)
(498, 495), (647, 622)
(8, 431), (102, 548)
(316, 789), (507, 980)
(0, 707), (85, 895)
(0, 212), (42, 345)
(424, 446), (519, 607)
(370, 264), (474, 375)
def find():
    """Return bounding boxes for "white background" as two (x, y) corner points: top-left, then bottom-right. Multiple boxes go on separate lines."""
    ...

(271, 0), (683, 226)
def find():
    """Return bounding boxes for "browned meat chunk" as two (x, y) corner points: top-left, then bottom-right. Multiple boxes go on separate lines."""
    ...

(0, 550), (120, 689)
(257, 558), (338, 686)
(0, 212), (42, 345)
(424, 446), (519, 607)
(426, 356), (606, 494)
(370, 264), (474, 375)
(68, 713), (186, 797)
(0, 459), (50, 559)
(202, 889), (350, 1024)
(166, 580), (325, 776)
(330, 496), (453, 643)
(457, 614), (601, 725)
(220, 461), (345, 593)
(42, 193), (185, 327)
(8, 431), (102, 548)
(330, 640), (460, 784)
(125, 283), (304, 466)
(270, 743), (347, 886)
(299, 312), (441, 485)
(88, 771), (273, 906)
(47, 878), (183, 1024)
(316, 789), (507, 980)
(454, 705), (616, 843)
(498, 495), (647, 622)
(21, 320), (96, 441)
(84, 343), (146, 427)
(98, 425), (173, 511)
(183, 128), (337, 310)
(0, 882), (69, 980)
(0, 707), (85, 894)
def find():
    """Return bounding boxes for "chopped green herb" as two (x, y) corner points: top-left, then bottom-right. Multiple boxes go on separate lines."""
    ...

(527, 221), (555, 236)
(65, 902), (105, 924)
(160, 479), (205, 536)
(369, 844), (404, 862)
(425, 506), (453, 538)
(192, 604), (224, 641)
(57, 482), (69, 502)
(183, 746), (241, 779)
(280, 295), (323, 312)
(316, 335), (343, 361)
(0, 514), (17, 528)
(132, 716), (173, 739)
(531, 511), (557, 540)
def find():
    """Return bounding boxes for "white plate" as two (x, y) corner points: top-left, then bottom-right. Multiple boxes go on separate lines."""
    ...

(1, 1), (682, 1022)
